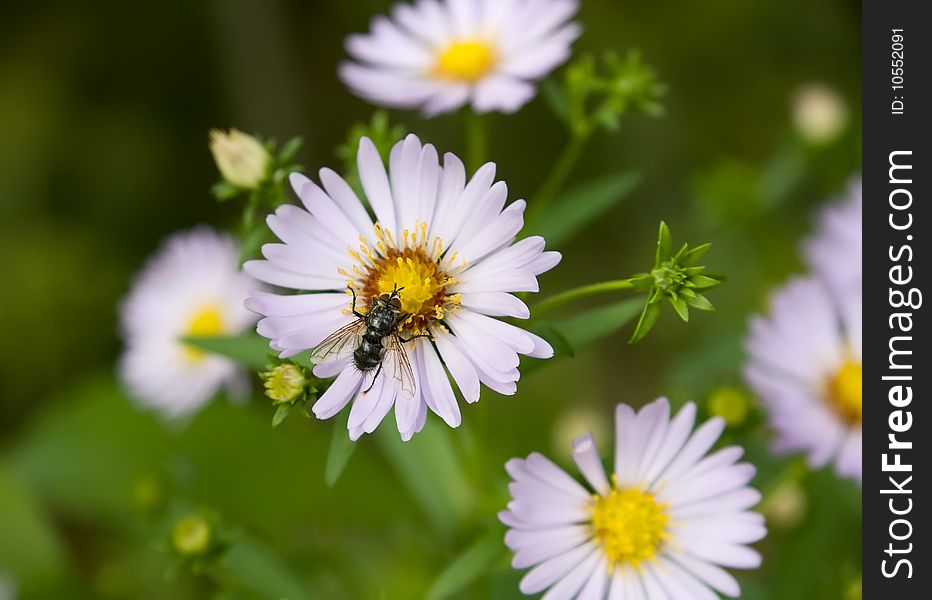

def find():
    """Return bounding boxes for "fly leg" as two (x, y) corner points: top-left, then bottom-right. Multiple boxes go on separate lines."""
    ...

(349, 286), (366, 319)
(398, 331), (434, 344)
(363, 361), (383, 393)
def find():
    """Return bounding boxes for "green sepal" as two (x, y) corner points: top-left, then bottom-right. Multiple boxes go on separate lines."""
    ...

(669, 294), (690, 322)
(629, 299), (662, 343)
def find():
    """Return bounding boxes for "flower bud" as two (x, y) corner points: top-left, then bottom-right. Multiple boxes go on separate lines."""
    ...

(261, 364), (307, 405)
(761, 479), (807, 528)
(792, 84), (848, 145)
(552, 406), (611, 460)
(209, 129), (271, 189)
(171, 514), (212, 557)
(707, 386), (751, 427)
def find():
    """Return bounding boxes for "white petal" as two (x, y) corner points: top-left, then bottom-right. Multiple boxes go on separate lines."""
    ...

(459, 292), (530, 318)
(348, 373), (386, 429)
(652, 416), (726, 488)
(318, 167), (375, 243)
(519, 543), (596, 595)
(311, 368), (362, 420)
(471, 74), (536, 113)
(434, 332), (481, 403)
(572, 433), (609, 494)
(641, 402), (697, 489)
(357, 137), (399, 237)
(576, 555), (609, 600)
(669, 552), (741, 597)
(541, 548), (602, 600)
(506, 526), (589, 569)
(500, 22), (581, 79)
(416, 342), (462, 427)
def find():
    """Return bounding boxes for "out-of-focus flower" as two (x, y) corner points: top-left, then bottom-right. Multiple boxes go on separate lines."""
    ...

(261, 364), (308, 405)
(209, 129), (271, 189)
(804, 177), (861, 299)
(245, 134), (559, 440)
(552, 405), (611, 459)
(171, 514), (212, 557)
(339, 0), (580, 116)
(708, 385), (751, 427)
(119, 228), (261, 418)
(760, 478), (807, 529)
(745, 276), (862, 484)
(792, 84), (848, 145)
(500, 397), (765, 598)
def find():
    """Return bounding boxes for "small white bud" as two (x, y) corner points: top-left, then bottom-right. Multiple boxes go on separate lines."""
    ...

(209, 128), (271, 189)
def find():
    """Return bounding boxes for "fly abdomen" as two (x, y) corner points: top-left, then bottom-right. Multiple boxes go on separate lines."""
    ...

(353, 336), (384, 371)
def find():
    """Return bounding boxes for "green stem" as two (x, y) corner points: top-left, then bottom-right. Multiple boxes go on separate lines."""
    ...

(464, 110), (487, 171)
(533, 278), (635, 316)
(526, 133), (589, 225)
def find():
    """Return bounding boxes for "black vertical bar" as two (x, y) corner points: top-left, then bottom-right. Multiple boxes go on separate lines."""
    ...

(863, 0), (929, 597)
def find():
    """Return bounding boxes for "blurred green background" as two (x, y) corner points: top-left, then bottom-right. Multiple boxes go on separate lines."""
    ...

(1, 0), (860, 598)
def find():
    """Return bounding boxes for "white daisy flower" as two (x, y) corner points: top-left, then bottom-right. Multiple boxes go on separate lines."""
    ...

(119, 228), (261, 418)
(745, 276), (862, 484)
(339, 0), (581, 116)
(244, 134), (560, 440)
(804, 176), (861, 298)
(500, 397), (765, 599)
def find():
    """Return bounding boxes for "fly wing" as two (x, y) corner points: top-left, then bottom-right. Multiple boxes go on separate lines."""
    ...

(309, 319), (365, 364)
(384, 334), (417, 395)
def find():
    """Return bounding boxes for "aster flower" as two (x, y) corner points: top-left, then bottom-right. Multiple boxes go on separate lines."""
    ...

(119, 228), (261, 418)
(339, 0), (581, 116)
(804, 177), (861, 298)
(500, 397), (765, 598)
(745, 276), (862, 484)
(245, 134), (559, 440)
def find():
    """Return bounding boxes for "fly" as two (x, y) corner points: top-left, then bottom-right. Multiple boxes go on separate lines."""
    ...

(310, 284), (430, 393)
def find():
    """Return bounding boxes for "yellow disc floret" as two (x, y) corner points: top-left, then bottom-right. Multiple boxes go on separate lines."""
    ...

(591, 486), (669, 569)
(183, 305), (225, 363)
(826, 360), (862, 425)
(345, 222), (462, 335)
(435, 40), (496, 82)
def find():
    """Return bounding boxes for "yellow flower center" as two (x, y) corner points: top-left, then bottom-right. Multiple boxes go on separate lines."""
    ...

(342, 223), (462, 334)
(435, 40), (496, 82)
(591, 486), (669, 569)
(826, 361), (862, 424)
(182, 305), (225, 363)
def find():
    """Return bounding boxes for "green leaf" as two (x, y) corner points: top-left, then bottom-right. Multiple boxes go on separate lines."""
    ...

(211, 180), (240, 201)
(324, 412), (356, 487)
(426, 530), (505, 600)
(530, 321), (575, 358)
(670, 295), (690, 322)
(629, 299), (661, 343)
(531, 172), (640, 246)
(688, 274), (724, 289)
(685, 292), (715, 311)
(681, 242), (711, 266)
(271, 404), (291, 428)
(277, 136), (304, 163)
(655, 221), (672, 267)
(555, 298), (643, 349)
(376, 424), (473, 534)
(541, 78), (569, 119)
(0, 467), (69, 593)
(184, 333), (273, 371)
(216, 537), (311, 600)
